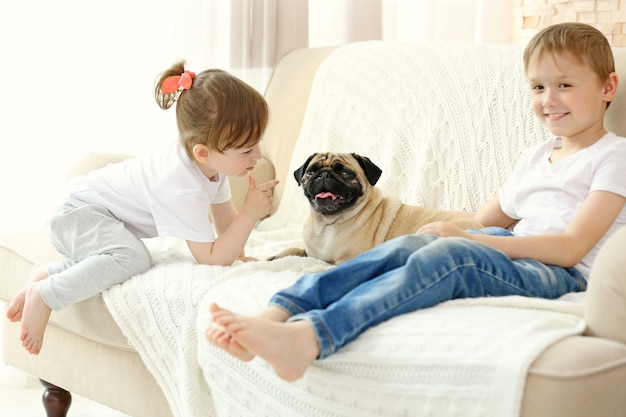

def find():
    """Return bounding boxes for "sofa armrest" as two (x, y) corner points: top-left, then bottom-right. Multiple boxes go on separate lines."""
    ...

(584, 225), (626, 345)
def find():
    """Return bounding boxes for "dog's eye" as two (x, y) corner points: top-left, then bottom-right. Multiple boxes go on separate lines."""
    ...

(340, 170), (355, 179)
(332, 163), (354, 179)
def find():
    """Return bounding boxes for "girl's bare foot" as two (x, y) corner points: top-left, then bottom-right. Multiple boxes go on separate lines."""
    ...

(209, 303), (320, 382)
(6, 264), (49, 322)
(20, 281), (52, 355)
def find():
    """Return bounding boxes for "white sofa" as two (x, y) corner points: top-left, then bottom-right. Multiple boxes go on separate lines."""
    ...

(2, 41), (626, 417)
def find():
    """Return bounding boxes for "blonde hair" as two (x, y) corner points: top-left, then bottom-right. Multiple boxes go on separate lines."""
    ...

(155, 61), (269, 159)
(523, 22), (615, 83)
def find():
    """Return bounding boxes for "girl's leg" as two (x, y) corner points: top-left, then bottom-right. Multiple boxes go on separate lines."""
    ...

(6, 264), (49, 322)
(301, 235), (585, 358)
(19, 204), (151, 355)
(40, 204), (152, 310)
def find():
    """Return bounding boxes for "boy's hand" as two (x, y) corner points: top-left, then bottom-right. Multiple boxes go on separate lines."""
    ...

(240, 176), (279, 221)
(418, 221), (469, 238)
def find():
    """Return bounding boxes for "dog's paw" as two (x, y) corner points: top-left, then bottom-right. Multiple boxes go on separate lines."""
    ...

(267, 248), (307, 261)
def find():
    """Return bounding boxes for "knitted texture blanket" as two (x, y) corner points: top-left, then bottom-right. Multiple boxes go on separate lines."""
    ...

(103, 233), (585, 417)
(103, 41), (584, 417)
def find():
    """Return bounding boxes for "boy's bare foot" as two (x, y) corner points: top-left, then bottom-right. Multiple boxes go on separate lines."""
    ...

(209, 303), (320, 382)
(20, 281), (52, 355)
(206, 303), (292, 362)
(6, 264), (49, 322)
(206, 325), (255, 361)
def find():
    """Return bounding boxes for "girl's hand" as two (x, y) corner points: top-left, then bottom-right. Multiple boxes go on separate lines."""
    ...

(417, 221), (469, 238)
(240, 176), (279, 221)
(237, 256), (258, 262)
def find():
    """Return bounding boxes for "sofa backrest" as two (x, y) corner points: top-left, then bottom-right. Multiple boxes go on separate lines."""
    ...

(261, 46), (338, 206)
(261, 42), (626, 230)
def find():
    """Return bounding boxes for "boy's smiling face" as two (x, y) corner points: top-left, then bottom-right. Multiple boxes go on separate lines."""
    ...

(527, 51), (615, 143)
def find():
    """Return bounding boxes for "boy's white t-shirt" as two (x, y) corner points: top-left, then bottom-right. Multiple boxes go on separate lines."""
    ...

(64, 143), (231, 243)
(499, 131), (626, 279)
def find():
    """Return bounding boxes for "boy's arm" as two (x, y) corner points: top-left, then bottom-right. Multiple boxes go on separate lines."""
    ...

(468, 190), (625, 267)
(474, 195), (517, 229)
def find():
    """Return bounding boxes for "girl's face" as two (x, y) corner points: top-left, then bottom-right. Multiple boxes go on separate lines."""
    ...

(207, 143), (263, 177)
(194, 141), (263, 179)
(526, 51), (614, 143)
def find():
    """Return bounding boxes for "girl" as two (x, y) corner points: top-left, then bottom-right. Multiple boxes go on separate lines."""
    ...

(7, 62), (278, 355)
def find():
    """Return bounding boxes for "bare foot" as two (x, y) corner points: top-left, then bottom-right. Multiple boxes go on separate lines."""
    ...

(206, 303), (292, 362)
(19, 281), (52, 355)
(209, 303), (320, 382)
(205, 325), (255, 361)
(6, 264), (49, 322)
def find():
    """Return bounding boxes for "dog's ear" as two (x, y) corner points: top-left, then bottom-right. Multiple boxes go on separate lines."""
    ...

(351, 153), (382, 185)
(293, 153), (318, 185)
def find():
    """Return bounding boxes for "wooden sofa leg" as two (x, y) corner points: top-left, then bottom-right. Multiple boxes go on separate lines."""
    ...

(40, 379), (72, 417)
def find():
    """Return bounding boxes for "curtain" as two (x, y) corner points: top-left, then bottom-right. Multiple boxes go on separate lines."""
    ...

(189, 0), (509, 72)
(176, 0), (309, 70)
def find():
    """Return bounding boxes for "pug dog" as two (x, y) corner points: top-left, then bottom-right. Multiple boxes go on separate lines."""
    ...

(269, 152), (483, 264)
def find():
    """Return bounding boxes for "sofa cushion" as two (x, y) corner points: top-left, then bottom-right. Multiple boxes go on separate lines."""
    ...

(0, 230), (133, 351)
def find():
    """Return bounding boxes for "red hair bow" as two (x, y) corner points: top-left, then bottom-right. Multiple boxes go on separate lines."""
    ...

(161, 70), (196, 94)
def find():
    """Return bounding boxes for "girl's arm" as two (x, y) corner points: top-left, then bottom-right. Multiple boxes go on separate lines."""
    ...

(420, 190), (625, 267)
(186, 200), (256, 265)
(186, 177), (278, 266)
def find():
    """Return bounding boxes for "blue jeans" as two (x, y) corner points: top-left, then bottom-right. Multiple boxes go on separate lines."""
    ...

(269, 228), (586, 359)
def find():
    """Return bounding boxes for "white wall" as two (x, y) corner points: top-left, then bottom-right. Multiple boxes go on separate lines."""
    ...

(0, 0), (511, 235)
(0, 0), (180, 233)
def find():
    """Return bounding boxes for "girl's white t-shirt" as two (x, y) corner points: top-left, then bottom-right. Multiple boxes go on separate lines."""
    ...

(499, 132), (626, 279)
(64, 143), (231, 243)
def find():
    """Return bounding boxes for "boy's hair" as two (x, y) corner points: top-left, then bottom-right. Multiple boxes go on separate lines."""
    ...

(523, 22), (615, 83)
(155, 61), (269, 159)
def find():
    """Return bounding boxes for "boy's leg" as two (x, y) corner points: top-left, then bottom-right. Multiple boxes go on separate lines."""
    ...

(269, 233), (438, 315)
(299, 235), (585, 358)
(208, 234), (438, 376)
(209, 231), (584, 380)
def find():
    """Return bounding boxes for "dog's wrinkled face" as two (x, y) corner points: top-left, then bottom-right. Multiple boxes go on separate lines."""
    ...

(294, 152), (382, 215)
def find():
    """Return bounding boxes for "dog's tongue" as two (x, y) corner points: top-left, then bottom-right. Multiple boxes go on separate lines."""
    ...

(316, 192), (339, 201)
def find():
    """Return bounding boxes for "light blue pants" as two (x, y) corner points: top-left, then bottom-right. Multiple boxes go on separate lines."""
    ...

(39, 203), (152, 311)
(269, 228), (586, 359)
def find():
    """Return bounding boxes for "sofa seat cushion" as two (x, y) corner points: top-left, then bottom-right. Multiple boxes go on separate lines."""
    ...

(0, 229), (133, 351)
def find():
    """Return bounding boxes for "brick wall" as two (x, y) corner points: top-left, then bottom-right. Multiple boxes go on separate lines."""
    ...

(511, 0), (626, 46)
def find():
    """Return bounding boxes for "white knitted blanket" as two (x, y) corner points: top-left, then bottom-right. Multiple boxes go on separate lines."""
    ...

(103, 233), (585, 417)
(103, 42), (584, 417)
